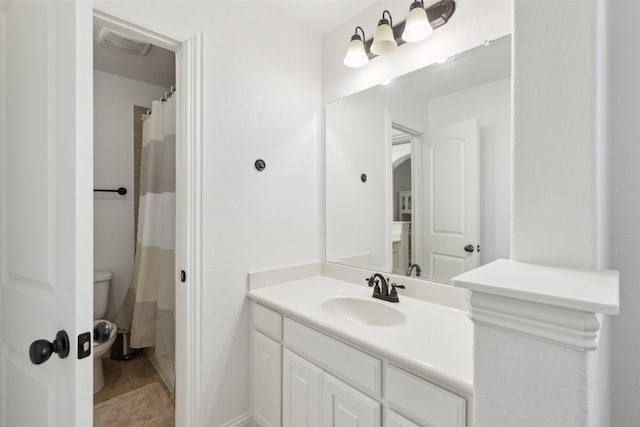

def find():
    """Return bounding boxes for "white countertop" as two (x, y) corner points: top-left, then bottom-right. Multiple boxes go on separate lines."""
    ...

(247, 275), (473, 397)
(453, 259), (619, 315)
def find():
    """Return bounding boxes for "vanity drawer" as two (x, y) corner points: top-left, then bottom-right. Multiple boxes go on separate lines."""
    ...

(254, 303), (282, 341)
(385, 365), (466, 427)
(284, 318), (381, 396)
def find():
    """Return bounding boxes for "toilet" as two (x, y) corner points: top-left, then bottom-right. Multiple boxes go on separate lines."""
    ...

(93, 270), (117, 393)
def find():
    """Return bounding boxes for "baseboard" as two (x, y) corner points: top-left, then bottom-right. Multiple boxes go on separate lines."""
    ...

(220, 411), (251, 427)
(144, 348), (175, 395)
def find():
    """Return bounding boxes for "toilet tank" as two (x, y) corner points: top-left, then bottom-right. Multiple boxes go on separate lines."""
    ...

(94, 270), (112, 320)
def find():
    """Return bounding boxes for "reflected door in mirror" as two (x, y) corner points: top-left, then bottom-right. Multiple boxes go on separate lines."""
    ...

(413, 119), (479, 283)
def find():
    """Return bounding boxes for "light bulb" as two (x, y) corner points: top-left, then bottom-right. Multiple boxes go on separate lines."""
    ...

(371, 11), (397, 56)
(402, 1), (433, 43)
(343, 27), (369, 68)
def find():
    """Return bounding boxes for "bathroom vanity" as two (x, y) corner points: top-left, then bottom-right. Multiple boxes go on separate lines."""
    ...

(247, 270), (473, 427)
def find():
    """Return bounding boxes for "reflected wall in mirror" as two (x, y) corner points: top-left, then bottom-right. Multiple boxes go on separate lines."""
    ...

(325, 35), (511, 284)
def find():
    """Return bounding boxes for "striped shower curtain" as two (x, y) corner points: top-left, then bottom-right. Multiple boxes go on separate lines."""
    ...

(118, 94), (175, 361)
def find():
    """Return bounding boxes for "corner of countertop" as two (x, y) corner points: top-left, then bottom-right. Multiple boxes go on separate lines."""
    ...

(452, 259), (619, 315)
(248, 261), (322, 291)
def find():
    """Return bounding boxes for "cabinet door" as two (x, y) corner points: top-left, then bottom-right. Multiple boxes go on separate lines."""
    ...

(322, 373), (380, 427)
(283, 349), (323, 427)
(253, 330), (282, 427)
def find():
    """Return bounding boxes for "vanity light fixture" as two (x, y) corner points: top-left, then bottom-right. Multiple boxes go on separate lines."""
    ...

(343, 0), (456, 68)
(371, 10), (397, 56)
(402, 0), (433, 43)
(343, 26), (369, 68)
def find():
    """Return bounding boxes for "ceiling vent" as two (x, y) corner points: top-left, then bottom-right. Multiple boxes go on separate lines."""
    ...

(97, 27), (151, 57)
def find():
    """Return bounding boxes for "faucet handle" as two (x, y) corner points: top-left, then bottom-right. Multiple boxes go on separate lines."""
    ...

(389, 283), (406, 300)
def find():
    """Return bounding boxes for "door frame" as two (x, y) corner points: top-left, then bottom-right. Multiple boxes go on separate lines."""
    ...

(388, 121), (422, 272)
(93, 11), (204, 426)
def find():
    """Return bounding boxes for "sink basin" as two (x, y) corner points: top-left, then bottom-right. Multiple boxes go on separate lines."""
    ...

(321, 297), (406, 327)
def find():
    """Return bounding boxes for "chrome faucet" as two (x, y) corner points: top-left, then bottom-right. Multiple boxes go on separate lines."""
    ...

(365, 273), (405, 303)
(406, 263), (422, 277)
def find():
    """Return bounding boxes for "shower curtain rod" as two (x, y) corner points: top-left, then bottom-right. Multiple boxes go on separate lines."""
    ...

(140, 85), (176, 120)
(94, 187), (127, 195)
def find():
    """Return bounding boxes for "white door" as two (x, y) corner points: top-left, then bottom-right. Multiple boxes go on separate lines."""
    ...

(1, 2), (93, 426)
(252, 331), (282, 427)
(413, 119), (479, 283)
(283, 349), (322, 427)
(322, 373), (380, 427)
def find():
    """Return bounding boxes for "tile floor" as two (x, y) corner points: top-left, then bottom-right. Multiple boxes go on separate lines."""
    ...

(94, 351), (174, 405)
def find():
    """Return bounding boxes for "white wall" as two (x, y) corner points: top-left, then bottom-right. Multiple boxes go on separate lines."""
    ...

(425, 78), (511, 265)
(94, 3), (322, 425)
(608, 2), (640, 425)
(93, 70), (167, 321)
(512, 1), (604, 271)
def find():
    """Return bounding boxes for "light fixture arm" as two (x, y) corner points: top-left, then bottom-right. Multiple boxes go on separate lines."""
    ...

(382, 10), (393, 27)
(355, 26), (366, 41)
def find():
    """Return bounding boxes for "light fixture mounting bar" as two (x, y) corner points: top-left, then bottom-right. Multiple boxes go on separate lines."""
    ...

(364, 0), (456, 59)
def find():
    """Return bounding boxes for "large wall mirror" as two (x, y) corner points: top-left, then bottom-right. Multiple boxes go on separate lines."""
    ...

(325, 35), (511, 285)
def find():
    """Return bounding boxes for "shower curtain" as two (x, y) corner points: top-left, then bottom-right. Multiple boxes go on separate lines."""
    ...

(117, 94), (176, 361)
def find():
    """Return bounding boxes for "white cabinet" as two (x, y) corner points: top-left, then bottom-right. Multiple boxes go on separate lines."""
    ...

(254, 303), (283, 340)
(252, 330), (282, 427)
(283, 349), (323, 427)
(322, 373), (381, 427)
(284, 318), (381, 396)
(385, 365), (466, 427)
(251, 303), (468, 427)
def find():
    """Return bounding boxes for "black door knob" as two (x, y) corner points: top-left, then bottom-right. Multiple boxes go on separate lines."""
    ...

(464, 244), (475, 253)
(29, 330), (70, 365)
